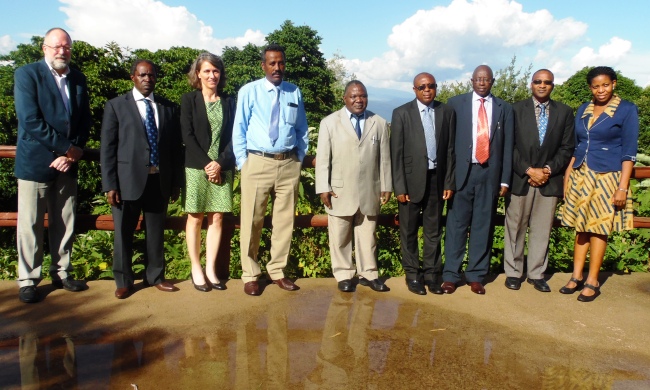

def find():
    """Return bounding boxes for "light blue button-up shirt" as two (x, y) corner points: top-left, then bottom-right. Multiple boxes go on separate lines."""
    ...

(232, 78), (309, 169)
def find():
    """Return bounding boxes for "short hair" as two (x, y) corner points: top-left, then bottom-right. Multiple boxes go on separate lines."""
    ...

(44, 27), (72, 43)
(344, 80), (366, 95)
(130, 59), (156, 76)
(261, 43), (286, 62)
(586, 66), (617, 85)
(187, 52), (227, 93)
(532, 68), (554, 80)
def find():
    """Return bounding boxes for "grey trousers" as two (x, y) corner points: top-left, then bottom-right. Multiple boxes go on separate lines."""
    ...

(16, 175), (77, 287)
(503, 187), (558, 279)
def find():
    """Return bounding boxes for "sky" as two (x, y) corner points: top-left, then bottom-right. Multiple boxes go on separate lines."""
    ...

(1, 0), (649, 93)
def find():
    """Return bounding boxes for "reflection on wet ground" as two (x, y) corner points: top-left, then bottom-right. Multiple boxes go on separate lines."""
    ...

(1, 288), (649, 389)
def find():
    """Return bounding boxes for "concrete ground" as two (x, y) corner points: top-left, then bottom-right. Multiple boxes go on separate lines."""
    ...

(1, 273), (649, 389)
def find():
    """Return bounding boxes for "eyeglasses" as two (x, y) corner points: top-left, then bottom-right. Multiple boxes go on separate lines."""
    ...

(416, 83), (437, 91)
(532, 80), (553, 86)
(43, 43), (72, 52)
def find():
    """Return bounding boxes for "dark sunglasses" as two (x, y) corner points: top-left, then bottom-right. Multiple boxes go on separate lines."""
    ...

(532, 80), (554, 86)
(416, 83), (437, 91)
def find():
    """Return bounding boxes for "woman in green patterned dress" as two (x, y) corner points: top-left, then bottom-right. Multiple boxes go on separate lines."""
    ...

(180, 53), (235, 292)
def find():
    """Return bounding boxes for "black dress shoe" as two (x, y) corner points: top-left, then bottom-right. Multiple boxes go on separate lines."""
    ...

(338, 279), (355, 292)
(52, 277), (87, 292)
(406, 279), (426, 295)
(209, 281), (227, 290)
(426, 280), (444, 295)
(19, 286), (40, 303)
(527, 278), (551, 292)
(191, 275), (211, 292)
(559, 277), (584, 294)
(359, 278), (390, 292)
(505, 277), (521, 290)
(577, 283), (600, 302)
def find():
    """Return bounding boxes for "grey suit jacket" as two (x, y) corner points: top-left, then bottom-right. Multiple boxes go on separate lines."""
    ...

(315, 108), (391, 217)
(511, 98), (575, 197)
(390, 99), (456, 203)
(100, 91), (183, 201)
(447, 92), (514, 192)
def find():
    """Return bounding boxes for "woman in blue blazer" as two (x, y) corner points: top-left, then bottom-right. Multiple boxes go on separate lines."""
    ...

(560, 66), (639, 302)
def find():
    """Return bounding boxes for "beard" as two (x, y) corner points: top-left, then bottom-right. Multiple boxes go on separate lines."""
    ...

(49, 57), (69, 71)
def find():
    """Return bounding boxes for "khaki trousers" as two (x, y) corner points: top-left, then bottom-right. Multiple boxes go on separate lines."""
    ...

(328, 211), (379, 281)
(17, 175), (77, 287)
(239, 153), (301, 283)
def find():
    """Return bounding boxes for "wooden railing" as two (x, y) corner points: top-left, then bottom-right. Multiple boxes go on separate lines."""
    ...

(2, 145), (650, 278)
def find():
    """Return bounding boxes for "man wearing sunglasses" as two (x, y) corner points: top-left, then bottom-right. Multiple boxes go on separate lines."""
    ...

(14, 27), (91, 303)
(503, 69), (574, 292)
(390, 72), (456, 295)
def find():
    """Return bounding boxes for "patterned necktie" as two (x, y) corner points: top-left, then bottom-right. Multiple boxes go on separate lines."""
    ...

(423, 107), (436, 169)
(352, 114), (362, 139)
(476, 98), (489, 164)
(143, 99), (159, 167)
(539, 103), (548, 144)
(269, 87), (280, 144)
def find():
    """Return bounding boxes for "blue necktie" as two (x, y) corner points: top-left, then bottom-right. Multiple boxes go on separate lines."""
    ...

(423, 107), (436, 169)
(269, 87), (280, 144)
(352, 114), (362, 139)
(143, 99), (159, 167)
(539, 104), (548, 144)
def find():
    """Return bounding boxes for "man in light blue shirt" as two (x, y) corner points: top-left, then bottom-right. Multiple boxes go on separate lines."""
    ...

(232, 44), (309, 296)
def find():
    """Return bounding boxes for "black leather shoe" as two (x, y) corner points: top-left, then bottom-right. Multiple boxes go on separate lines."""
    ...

(19, 286), (40, 303)
(359, 278), (390, 292)
(52, 277), (87, 292)
(209, 281), (227, 290)
(577, 283), (600, 302)
(426, 280), (444, 295)
(191, 275), (211, 292)
(527, 278), (551, 292)
(505, 277), (521, 290)
(559, 277), (584, 294)
(406, 279), (426, 295)
(338, 279), (355, 292)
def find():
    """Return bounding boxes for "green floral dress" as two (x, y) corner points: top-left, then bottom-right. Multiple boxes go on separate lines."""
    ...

(182, 99), (233, 213)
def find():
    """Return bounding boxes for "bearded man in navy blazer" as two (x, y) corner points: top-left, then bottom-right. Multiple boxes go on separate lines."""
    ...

(14, 27), (91, 303)
(101, 59), (183, 299)
(442, 65), (514, 295)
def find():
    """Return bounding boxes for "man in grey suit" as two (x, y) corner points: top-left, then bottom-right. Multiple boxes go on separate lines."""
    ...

(443, 65), (514, 295)
(504, 69), (574, 292)
(391, 72), (456, 295)
(14, 27), (90, 303)
(101, 59), (183, 299)
(316, 80), (392, 292)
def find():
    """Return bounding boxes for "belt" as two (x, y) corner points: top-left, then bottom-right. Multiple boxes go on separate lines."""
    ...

(248, 149), (294, 160)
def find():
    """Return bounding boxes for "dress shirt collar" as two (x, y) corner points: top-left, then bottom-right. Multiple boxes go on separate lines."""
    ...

(44, 59), (70, 77)
(472, 91), (492, 103)
(132, 87), (155, 103)
(532, 96), (550, 108)
(264, 78), (283, 92)
(415, 99), (434, 112)
(344, 107), (365, 119)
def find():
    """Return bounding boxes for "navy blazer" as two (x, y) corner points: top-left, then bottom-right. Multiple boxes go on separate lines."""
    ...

(180, 90), (235, 171)
(573, 99), (639, 172)
(14, 60), (90, 182)
(447, 92), (514, 192)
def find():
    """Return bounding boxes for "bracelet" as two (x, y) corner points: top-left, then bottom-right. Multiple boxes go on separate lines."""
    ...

(617, 188), (628, 193)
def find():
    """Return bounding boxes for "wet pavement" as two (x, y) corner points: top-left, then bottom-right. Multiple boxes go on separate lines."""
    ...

(1, 274), (650, 389)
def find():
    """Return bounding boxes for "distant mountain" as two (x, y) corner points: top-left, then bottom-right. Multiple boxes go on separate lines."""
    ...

(366, 86), (413, 122)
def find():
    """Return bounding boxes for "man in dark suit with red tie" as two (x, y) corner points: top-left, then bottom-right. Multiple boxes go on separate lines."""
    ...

(390, 72), (456, 295)
(504, 69), (574, 292)
(101, 59), (183, 299)
(443, 65), (514, 295)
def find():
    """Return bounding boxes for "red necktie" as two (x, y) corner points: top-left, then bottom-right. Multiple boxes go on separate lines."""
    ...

(476, 98), (489, 164)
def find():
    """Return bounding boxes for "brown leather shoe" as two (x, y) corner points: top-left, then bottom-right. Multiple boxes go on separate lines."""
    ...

(469, 282), (485, 295)
(153, 281), (178, 292)
(273, 278), (300, 291)
(244, 281), (261, 296)
(441, 282), (457, 294)
(115, 287), (133, 299)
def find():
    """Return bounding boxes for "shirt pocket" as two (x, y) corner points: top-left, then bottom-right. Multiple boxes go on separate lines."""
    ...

(284, 102), (298, 126)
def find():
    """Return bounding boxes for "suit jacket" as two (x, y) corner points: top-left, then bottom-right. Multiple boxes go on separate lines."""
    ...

(180, 90), (236, 171)
(315, 108), (392, 217)
(390, 99), (456, 203)
(100, 91), (183, 201)
(447, 93), (514, 192)
(14, 60), (90, 182)
(512, 98), (575, 197)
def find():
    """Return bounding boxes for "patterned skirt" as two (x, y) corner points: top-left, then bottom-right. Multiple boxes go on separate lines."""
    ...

(560, 164), (633, 235)
(183, 168), (233, 213)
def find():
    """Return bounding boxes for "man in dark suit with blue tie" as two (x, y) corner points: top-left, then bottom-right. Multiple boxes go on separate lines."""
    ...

(101, 59), (183, 299)
(443, 65), (514, 295)
(14, 27), (91, 303)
